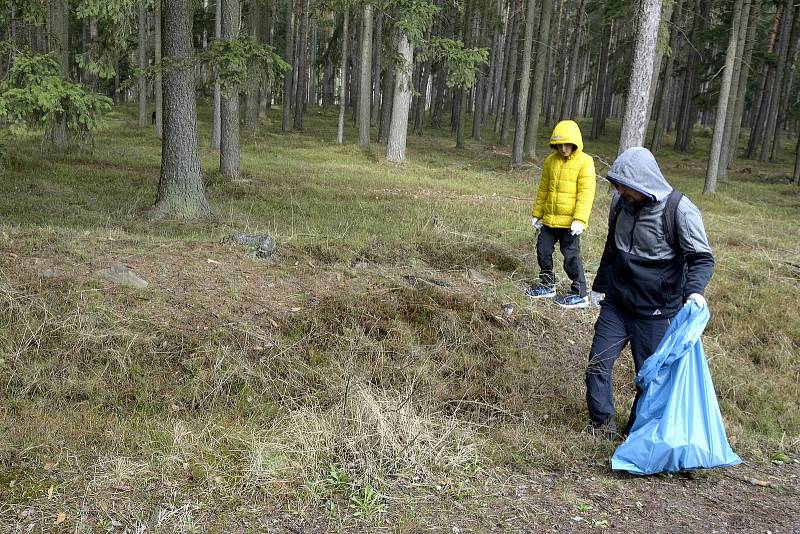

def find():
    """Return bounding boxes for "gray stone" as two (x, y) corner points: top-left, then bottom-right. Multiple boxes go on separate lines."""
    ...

(221, 233), (277, 260)
(467, 269), (488, 283)
(95, 265), (148, 289)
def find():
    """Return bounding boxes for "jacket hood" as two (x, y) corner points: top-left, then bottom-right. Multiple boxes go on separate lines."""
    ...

(606, 147), (672, 202)
(549, 120), (584, 153)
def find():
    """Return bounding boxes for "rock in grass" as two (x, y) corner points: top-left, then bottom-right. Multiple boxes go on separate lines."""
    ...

(95, 265), (148, 289)
(468, 268), (488, 283)
(221, 233), (277, 259)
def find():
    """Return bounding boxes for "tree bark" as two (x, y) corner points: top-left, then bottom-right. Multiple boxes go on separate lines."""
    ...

(150, 0), (211, 221)
(558, 0), (586, 120)
(45, 0), (68, 149)
(618, 0), (662, 154)
(294, 0), (310, 129)
(337, 9), (349, 144)
(499, 0), (520, 145)
(590, 19), (612, 141)
(674, 0), (706, 151)
(379, 50), (394, 143)
(358, 3), (373, 148)
(245, 1), (260, 130)
(512, 0), (537, 165)
(371, 12), (383, 126)
(769, 3), (800, 160)
(386, 31), (414, 161)
(650, 1), (682, 152)
(138, 2), (148, 128)
(309, 18), (318, 106)
(704, 0), (744, 193)
(154, 0), (163, 138)
(760, 0), (794, 161)
(282, 0), (294, 132)
(212, 0), (222, 148)
(220, 0), (241, 179)
(725, 0), (760, 168)
(523, 0), (552, 158)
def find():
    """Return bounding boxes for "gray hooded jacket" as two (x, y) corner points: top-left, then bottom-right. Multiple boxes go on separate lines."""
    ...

(593, 147), (714, 318)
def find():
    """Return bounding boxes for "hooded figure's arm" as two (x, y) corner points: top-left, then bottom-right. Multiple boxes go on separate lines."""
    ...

(676, 199), (714, 297)
(591, 194), (620, 294)
(572, 155), (596, 225)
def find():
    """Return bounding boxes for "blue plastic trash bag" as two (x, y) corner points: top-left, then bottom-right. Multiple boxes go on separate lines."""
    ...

(611, 302), (742, 475)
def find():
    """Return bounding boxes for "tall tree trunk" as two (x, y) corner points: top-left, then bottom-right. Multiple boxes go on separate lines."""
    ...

(524, 0), (553, 158)
(646, 1), (674, 121)
(337, 9), (350, 144)
(322, 13), (335, 108)
(558, 0), (586, 120)
(212, 0), (222, 148)
(590, 19), (612, 141)
(705, 0), (745, 193)
(650, 1), (681, 152)
(386, 31), (414, 161)
(220, 0), (241, 178)
(760, 0), (794, 161)
(282, 0), (294, 131)
(674, 0), (705, 151)
(379, 49), (394, 143)
(46, 0), (68, 149)
(138, 2), (148, 128)
(150, 0), (211, 220)
(371, 12), (383, 126)
(543, 0), (560, 126)
(618, 0), (662, 154)
(358, 4), (373, 148)
(512, 0), (537, 165)
(456, 0), (473, 148)
(499, 0), (520, 145)
(294, 0), (310, 129)
(154, 0), (163, 138)
(309, 18), (318, 106)
(726, 0), (760, 168)
(769, 3), (800, 160)
(245, 1), (260, 130)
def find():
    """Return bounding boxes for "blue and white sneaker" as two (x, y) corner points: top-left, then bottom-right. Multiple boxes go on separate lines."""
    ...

(555, 294), (589, 309)
(525, 285), (556, 298)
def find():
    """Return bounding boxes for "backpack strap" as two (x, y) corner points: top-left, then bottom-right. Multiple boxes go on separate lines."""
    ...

(663, 189), (684, 250)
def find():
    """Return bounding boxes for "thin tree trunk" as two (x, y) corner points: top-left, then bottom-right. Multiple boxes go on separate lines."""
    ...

(558, 0), (586, 120)
(590, 19), (611, 140)
(456, 0), (473, 148)
(725, 0), (758, 167)
(309, 18), (318, 106)
(294, 0), (310, 129)
(46, 0), (68, 149)
(512, 0), (537, 165)
(138, 2), (148, 127)
(379, 50), (394, 143)
(674, 0), (705, 151)
(371, 12), (382, 126)
(282, 0), (294, 131)
(705, 0), (744, 193)
(220, 0), (241, 178)
(646, 1), (674, 121)
(618, 0), (662, 154)
(212, 0), (222, 148)
(494, 2), (513, 133)
(154, 0), (163, 138)
(150, 0), (211, 220)
(760, 0), (794, 161)
(651, 1), (681, 152)
(386, 31), (414, 161)
(357, 3), (373, 147)
(543, 0), (560, 126)
(499, 0), (520, 145)
(337, 9), (349, 144)
(524, 0), (552, 158)
(245, 1), (260, 130)
(769, 4), (800, 160)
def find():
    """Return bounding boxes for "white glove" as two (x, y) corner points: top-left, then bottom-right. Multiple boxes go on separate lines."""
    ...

(686, 293), (707, 308)
(570, 220), (585, 236)
(531, 217), (543, 230)
(590, 291), (605, 307)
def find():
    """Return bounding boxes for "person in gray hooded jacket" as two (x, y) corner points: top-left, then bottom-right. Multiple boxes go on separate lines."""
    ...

(585, 147), (714, 439)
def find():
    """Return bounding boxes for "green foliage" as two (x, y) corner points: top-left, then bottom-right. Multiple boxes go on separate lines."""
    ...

(421, 37), (488, 89)
(0, 46), (112, 136)
(392, 0), (440, 45)
(73, 0), (140, 80)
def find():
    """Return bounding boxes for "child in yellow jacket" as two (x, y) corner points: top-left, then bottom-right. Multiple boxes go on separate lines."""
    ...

(526, 120), (596, 308)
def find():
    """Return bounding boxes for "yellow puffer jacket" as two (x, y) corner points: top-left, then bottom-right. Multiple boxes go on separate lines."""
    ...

(531, 120), (596, 228)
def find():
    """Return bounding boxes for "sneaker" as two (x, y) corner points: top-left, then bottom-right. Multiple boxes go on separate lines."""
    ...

(582, 420), (619, 441)
(525, 285), (556, 298)
(555, 294), (589, 309)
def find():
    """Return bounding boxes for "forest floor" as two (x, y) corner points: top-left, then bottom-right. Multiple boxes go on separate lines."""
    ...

(0, 106), (799, 532)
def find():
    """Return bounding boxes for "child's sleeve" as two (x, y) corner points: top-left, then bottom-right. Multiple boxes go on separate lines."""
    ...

(531, 159), (550, 218)
(572, 155), (596, 225)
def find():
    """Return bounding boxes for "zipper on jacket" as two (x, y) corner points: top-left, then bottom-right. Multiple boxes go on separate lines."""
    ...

(628, 210), (638, 253)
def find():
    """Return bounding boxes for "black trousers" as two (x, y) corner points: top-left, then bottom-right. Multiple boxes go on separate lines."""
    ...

(536, 225), (586, 296)
(585, 299), (671, 435)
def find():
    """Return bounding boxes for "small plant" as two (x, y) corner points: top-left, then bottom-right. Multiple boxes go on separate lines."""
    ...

(324, 464), (350, 494)
(575, 502), (593, 514)
(349, 484), (386, 518)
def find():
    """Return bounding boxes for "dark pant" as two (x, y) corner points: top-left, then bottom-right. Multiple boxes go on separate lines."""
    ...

(536, 225), (586, 296)
(585, 299), (671, 435)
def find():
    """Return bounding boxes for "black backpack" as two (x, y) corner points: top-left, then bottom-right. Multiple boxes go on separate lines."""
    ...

(610, 189), (684, 250)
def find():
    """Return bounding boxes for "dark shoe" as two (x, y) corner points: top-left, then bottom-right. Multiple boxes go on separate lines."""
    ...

(525, 285), (556, 298)
(555, 294), (589, 309)
(583, 420), (619, 441)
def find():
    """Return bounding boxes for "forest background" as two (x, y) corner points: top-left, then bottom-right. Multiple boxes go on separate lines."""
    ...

(0, 0), (799, 531)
